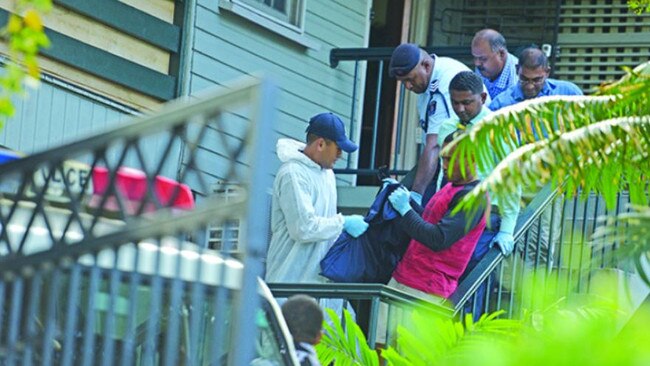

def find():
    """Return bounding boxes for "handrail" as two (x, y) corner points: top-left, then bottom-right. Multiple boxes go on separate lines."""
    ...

(269, 282), (453, 347)
(449, 184), (559, 310)
(330, 45), (531, 68)
(269, 282), (453, 318)
(330, 46), (467, 68)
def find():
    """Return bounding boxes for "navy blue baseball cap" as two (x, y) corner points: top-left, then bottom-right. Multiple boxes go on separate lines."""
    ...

(389, 43), (421, 77)
(306, 112), (358, 153)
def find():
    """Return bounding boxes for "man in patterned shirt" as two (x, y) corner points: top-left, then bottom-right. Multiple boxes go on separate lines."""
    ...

(472, 29), (519, 99)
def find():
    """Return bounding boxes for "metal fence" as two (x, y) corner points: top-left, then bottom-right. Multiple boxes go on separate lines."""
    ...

(455, 187), (637, 320)
(0, 77), (285, 365)
(270, 283), (453, 348)
(270, 185), (640, 348)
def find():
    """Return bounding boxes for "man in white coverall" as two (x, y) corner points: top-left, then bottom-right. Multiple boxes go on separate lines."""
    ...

(266, 112), (368, 283)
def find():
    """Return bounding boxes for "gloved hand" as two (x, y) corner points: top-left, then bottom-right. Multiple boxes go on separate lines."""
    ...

(343, 215), (369, 238)
(490, 231), (515, 256)
(410, 191), (423, 206)
(381, 177), (399, 189)
(388, 187), (412, 216)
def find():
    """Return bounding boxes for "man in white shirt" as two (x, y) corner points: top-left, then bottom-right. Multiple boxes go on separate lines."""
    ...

(389, 43), (490, 206)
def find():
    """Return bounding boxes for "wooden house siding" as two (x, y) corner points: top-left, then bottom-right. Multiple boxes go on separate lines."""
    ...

(186, 0), (371, 187)
(0, 80), (129, 154)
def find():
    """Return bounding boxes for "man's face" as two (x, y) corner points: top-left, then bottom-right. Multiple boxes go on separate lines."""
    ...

(441, 143), (465, 184)
(450, 89), (486, 124)
(518, 66), (549, 99)
(396, 61), (431, 94)
(317, 138), (342, 169)
(472, 40), (507, 81)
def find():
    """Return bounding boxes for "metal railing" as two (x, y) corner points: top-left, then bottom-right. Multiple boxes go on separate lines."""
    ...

(269, 185), (637, 346)
(454, 188), (635, 320)
(269, 283), (452, 348)
(0, 77), (283, 365)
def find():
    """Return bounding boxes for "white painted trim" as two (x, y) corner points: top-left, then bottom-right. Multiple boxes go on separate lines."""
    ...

(218, 0), (320, 50)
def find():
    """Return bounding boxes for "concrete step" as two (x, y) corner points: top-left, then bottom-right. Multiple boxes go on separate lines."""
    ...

(337, 185), (380, 215)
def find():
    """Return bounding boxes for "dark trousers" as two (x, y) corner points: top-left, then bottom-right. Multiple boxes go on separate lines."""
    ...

(459, 211), (501, 320)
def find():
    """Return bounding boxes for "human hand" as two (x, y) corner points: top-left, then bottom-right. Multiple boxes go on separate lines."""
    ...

(409, 191), (422, 206)
(388, 187), (412, 216)
(343, 215), (369, 238)
(381, 177), (399, 189)
(490, 231), (515, 256)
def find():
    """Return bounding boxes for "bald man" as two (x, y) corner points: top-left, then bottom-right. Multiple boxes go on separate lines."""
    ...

(472, 29), (519, 99)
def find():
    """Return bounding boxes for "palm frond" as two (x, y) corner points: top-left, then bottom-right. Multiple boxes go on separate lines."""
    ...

(316, 308), (379, 366)
(382, 310), (522, 366)
(453, 116), (650, 215)
(445, 95), (618, 169)
(444, 62), (650, 204)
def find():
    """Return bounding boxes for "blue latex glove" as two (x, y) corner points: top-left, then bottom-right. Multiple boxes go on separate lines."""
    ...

(410, 191), (422, 206)
(490, 231), (515, 256)
(381, 177), (398, 189)
(343, 215), (369, 238)
(388, 187), (412, 216)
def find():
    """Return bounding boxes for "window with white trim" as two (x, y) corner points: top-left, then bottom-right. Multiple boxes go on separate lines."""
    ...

(209, 183), (245, 253)
(237, 0), (304, 29)
(219, 0), (318, 49)
(223, 0), (311, 32)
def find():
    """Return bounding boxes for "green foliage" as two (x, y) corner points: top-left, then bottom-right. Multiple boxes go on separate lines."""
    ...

(315, 308), (379, 366)
(378, 290), (650, 365)
(0, 0), (51, 128)
(628, 0), (650, 14)
(448, 61), (650, 218)
(381, 310), (521, 366)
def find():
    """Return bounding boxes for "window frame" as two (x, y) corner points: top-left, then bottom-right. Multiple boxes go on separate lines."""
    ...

(236, 0), (304, 31)
(218, 0), (319, 50)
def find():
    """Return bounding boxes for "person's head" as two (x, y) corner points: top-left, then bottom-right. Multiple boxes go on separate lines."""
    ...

(389, 43), (434, 94)
(441, 130), (475, 184)
(449, 71), (487, 124)
(303, 112), (358, 169)
(517, 47), (550, 99)
(281, 295), (324, 345)
(471, 29), (509, 81)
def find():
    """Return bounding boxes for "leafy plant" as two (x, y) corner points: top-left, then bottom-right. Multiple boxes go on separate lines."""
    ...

(448, 61), (650, 217)
(628, 0), (650, 14)
(377, 279), (648, 366)
(0, 0), (51, 127)
(445, 60), (650, 282)
(381, 310), (521, 366)
(316, 308), (379, 366)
